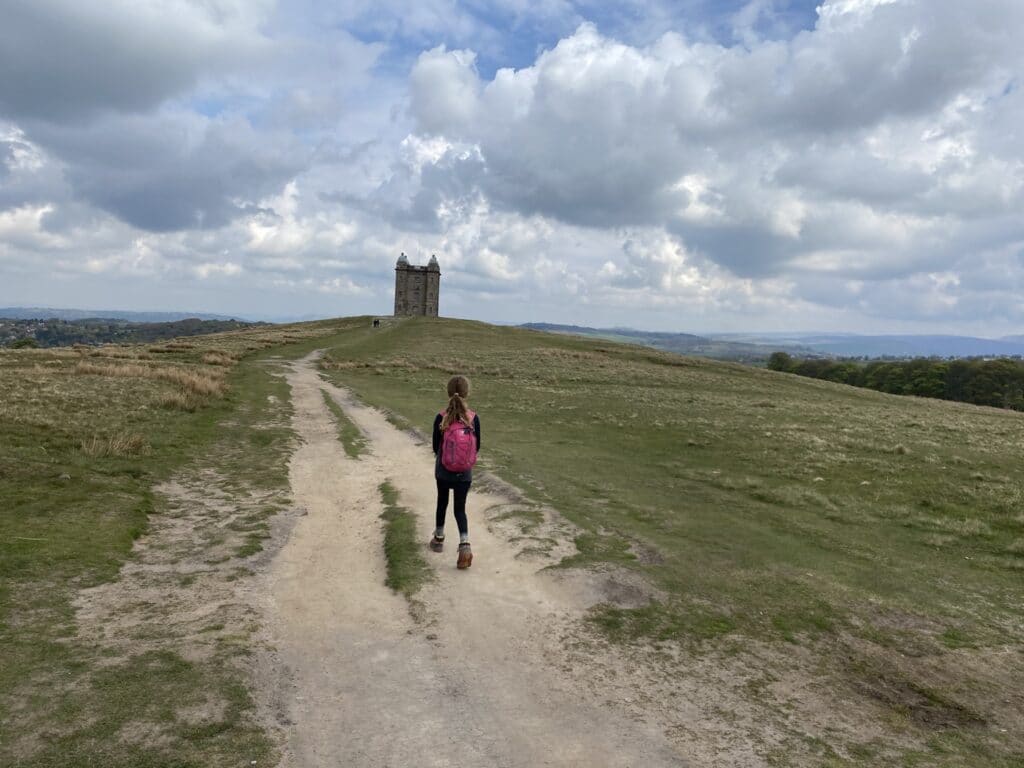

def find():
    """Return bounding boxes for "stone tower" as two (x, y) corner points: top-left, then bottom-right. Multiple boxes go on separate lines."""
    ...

(394, 253), (440, 317)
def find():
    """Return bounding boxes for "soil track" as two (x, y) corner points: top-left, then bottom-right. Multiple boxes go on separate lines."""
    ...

(255, 352), (687, 767)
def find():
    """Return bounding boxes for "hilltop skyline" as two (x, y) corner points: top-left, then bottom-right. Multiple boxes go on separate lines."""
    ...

(2, 0), (1023, 335)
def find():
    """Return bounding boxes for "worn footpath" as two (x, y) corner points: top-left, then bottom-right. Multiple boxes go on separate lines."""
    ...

(254, 352), (686, 767)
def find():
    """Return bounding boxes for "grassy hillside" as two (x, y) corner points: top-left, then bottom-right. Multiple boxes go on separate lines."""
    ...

(4, 314), (1022, 766)
(319, 316), (1024, 766)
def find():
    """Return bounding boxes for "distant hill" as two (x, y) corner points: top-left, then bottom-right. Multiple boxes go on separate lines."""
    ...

(1, 317), (265, 348)
(713, 333), (1024, 358)
(521, 323), (813, 361)
(0, 307), (248, 322)
(523, 326), (1024, 361)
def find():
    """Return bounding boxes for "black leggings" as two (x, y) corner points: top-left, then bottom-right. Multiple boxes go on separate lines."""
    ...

(435, 478), (471, 537)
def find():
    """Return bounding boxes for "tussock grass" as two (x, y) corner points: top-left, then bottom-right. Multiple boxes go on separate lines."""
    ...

(156, 391), (206, 412)
(74, 359), (227, 401)
(80, 433), (151, 458)
(89, 345), (152, 360)
(201, 351), (238, 366)
(154, 367), (226, 397)
(74, 360), (150, 377)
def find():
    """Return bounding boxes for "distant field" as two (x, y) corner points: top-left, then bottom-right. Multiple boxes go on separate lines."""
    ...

(320, 316), (1024, 767)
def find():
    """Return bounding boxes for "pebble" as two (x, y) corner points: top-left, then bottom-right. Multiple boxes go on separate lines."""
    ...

(58, 473), (71, 481)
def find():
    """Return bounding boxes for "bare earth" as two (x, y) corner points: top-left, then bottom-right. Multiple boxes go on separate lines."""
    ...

(255, 353), (687, 767)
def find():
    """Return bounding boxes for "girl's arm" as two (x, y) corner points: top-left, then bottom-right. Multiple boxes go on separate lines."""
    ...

(473, 414), (481, 451)
(432, 413), (443, 454)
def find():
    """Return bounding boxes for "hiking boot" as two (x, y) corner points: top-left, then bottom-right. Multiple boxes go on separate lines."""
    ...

(457, 542), (473, 569)
(429, 535), (445, 552)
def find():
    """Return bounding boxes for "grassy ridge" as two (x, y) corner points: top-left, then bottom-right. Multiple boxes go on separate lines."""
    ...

(319, 316), (1024, 766)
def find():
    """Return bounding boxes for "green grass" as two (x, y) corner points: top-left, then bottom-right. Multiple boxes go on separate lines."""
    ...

(378, 481), (432, 600)
(320, 389), (368, 458)
(317, 315), (1024, 766)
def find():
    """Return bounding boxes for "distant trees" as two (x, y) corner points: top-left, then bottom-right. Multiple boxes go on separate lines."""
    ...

(766, 352), (793, 372)
(2, 318), (261, 348)
(768, 353), (1024, 412)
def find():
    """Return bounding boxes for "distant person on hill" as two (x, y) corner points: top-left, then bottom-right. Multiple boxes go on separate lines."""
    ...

(430, 375), (481, 569)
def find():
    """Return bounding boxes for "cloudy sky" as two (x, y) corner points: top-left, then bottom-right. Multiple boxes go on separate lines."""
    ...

(1, 0), (1023, 333)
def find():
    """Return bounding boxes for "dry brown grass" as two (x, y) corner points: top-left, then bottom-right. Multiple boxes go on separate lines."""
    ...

(320, 354), (372, 371)
(201, 351), (237, 367)
(89, 346), (151, 361)
(156, 391), (204, 412)
(74, 361), (150, 378)
(74, 360), (227, 402)
(152, 367), (226, 397)
(79, 433), (151, 458)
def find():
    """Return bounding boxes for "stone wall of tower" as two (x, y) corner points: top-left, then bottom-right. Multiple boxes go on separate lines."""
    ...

(425, 268), (439, 317)
(393, 265), (409, 315)
(394, 257), (441, 317)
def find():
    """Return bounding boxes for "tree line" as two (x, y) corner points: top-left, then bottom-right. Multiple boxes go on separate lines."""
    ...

(1, 318), (262, 348)
(767, 352), (1024, 411)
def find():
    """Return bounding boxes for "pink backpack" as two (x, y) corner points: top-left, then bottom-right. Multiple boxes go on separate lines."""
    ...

(440, 409), (477, 473)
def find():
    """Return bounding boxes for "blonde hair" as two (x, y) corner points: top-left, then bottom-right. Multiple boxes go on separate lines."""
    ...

(440, 375), (472, 431)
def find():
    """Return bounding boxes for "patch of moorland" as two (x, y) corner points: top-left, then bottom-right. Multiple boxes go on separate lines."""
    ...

(318, 317), (1024, 766)
(0, 318), (366, 767)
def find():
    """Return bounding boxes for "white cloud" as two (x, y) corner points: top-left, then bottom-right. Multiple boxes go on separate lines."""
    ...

(395, 1), (1024, 329)
(0, 204), (62, 247)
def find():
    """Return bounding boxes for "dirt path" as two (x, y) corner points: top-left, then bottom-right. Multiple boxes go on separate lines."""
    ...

(255, 352), (687, 767)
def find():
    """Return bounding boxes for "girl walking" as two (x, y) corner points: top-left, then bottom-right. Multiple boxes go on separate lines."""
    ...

(430, 375), (481, 569)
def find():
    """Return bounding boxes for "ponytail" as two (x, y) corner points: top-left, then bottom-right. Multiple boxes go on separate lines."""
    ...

(441, 375), (472, 430)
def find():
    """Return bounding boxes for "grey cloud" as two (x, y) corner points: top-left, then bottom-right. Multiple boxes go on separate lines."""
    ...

(670, 221), (795, 278)
(714, 1), (1024, 138)
(772, 146), (931, 207)
(28, 114), (304, 231)
(0, 1), (271, 121)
